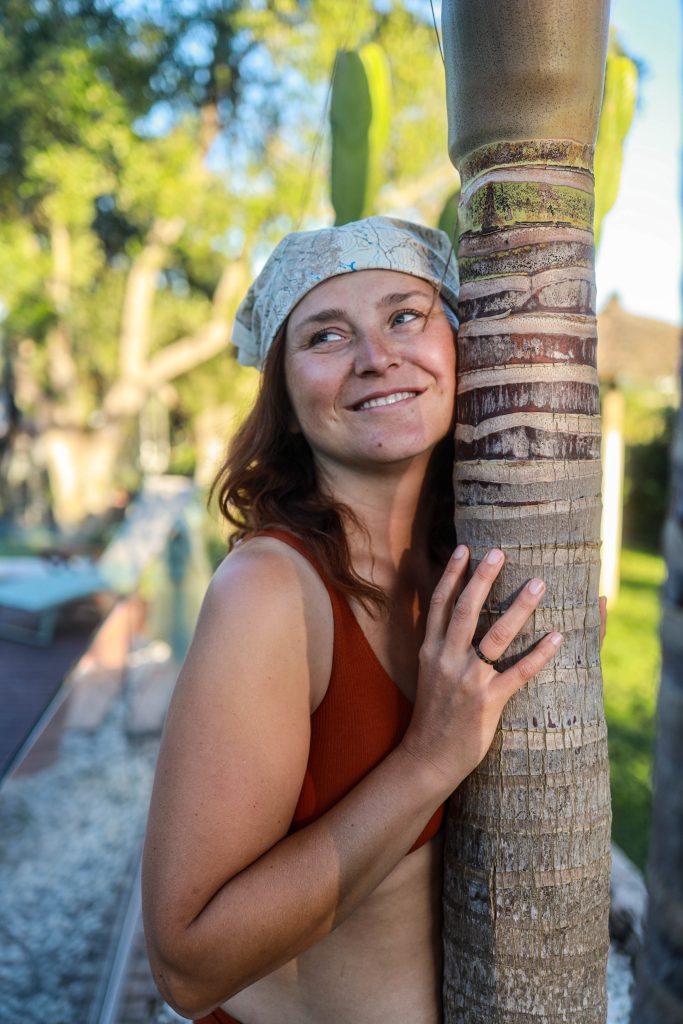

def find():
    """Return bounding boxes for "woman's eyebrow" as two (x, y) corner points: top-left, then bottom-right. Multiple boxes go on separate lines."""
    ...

(377, 289), (431, 307)
(295, 307), (348, 330)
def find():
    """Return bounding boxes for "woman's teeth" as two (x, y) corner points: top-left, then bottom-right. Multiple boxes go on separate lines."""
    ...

(357, 391), (418, 410)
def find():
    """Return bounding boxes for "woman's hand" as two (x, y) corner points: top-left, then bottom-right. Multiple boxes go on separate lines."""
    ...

(402, 545), (563, 794)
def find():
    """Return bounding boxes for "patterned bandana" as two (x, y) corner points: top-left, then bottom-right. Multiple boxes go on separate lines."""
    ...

(232, 215), (460, 369)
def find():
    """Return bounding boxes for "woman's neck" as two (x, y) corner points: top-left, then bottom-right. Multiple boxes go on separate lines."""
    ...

(318, 454), (437, 583)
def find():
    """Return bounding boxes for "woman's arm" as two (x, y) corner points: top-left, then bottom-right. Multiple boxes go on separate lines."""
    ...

(142, 541), (559, 1019)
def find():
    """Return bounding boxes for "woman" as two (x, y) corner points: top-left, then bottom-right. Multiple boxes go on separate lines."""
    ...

(141, 216), (570, 1024)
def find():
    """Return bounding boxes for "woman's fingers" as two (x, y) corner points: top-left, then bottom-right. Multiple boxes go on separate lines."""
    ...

(444, 548), (506, 651)
(496, 631), (564, 698)
(476, 577), (546, 664)
(424, 545), (470, 642)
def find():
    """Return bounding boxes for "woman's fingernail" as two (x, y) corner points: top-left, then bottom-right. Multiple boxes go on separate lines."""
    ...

(549, 632), (563, 647)
(485, 548), (503, 565)
(453, 544), (467, 559)
(529, 578), (544, 595)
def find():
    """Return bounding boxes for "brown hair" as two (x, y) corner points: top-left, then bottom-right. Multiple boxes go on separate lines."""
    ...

(210, 328), (455, 611)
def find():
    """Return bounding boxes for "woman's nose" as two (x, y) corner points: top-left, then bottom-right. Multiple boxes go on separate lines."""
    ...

(353, 329), (399, 374)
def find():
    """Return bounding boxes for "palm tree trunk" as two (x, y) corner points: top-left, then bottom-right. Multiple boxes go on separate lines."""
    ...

(629, 355), (683, 1020)
(441, 2), (612, 1020)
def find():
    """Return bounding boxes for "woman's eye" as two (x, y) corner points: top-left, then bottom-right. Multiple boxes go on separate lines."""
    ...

(392, 309), (423, 327)
(309, 328), (345, 347)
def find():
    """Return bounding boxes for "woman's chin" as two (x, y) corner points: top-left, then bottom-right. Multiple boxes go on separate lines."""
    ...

(350, 439), (440, 471)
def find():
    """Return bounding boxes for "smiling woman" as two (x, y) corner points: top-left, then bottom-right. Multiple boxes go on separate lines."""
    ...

(141, 216), (566, 1024)
(284, 271), (456, 473)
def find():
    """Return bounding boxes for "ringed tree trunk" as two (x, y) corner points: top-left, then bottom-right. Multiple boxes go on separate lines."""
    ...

(441, 2), (612, 1021)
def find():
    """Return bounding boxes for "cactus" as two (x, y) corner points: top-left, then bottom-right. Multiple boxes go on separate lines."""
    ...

(330, 42), (391, 225)
(437, 186), (461, 247)
(594, 35), (638, 245)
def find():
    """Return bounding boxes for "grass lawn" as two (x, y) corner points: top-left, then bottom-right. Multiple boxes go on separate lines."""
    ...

(601, 547), (666, 870)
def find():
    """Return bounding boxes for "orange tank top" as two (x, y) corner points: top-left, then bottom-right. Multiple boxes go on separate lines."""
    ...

(250, 528), (445, 853)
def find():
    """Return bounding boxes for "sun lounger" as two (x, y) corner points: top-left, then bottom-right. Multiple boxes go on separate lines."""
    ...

(0, 476), (197, 645)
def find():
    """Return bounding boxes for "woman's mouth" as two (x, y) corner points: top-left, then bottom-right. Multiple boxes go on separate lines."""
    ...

(354, 390), (421, 411)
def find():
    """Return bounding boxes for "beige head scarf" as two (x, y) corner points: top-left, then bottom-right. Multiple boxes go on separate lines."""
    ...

(232, 215), (459, 369)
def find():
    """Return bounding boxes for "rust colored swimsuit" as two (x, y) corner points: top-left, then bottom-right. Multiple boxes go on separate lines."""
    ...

(194, 528), (444, 1024)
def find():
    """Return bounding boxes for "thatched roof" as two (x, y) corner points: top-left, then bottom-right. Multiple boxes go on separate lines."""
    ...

(597, 296), (680, 387)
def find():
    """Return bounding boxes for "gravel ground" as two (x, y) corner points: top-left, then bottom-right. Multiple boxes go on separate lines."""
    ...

(0, 689), (635, 1024)
(0, 696), (157, 1024)
(607, 946), (635, 1023)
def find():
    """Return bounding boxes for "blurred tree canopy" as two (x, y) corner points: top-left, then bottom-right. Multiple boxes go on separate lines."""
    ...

(0, 0), (455, 524)
(0, 1), (637, 527)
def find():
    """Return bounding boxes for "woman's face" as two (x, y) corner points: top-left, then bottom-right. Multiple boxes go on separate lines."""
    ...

(283, 269), (456, 477)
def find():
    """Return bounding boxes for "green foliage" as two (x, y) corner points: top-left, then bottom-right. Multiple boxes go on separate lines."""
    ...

(619, 386), (676, 448)
(619, 389), (676, 550)
(375, 5), (446, 186)
(173, 351), (257, 422)
(594, 33), (639, 246)
(437, 188), (461, 246)
(623, 417), (674, 552)
(0, 222), (51, 337)
(0, 3), (283, 433)
(0, 1), (538, 510)
(0, 1), (451, 421)
(602, 548), (665, 868)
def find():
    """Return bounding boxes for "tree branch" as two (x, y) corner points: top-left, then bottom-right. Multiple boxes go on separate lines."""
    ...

(104, 257), (248, 418)
(146, 259), (248, 385)
(118, 217), (185, 382)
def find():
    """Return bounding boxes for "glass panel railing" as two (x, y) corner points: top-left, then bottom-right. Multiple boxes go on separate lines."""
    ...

(0, 484), (212, 1024)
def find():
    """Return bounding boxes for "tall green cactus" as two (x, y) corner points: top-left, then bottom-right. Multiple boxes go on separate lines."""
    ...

(330, 42), (391, 225)
(593, 34), (638, 245)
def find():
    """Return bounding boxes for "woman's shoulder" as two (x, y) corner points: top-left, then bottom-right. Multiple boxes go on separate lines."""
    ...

(209, 530), (329, 608)
(201, 533), (334, 703)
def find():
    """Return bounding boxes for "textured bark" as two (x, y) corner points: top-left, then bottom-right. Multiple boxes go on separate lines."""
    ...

(441, 3), (612, 1021)
(630, 362), (683, 1021)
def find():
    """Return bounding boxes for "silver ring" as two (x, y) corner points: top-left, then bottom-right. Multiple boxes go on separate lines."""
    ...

(474, 643), (497, 667)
